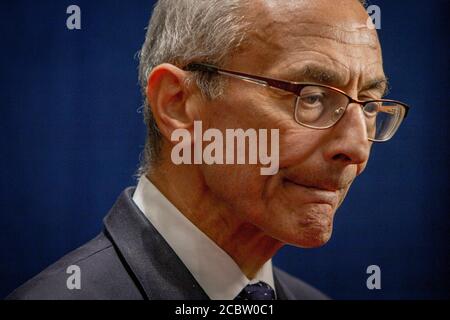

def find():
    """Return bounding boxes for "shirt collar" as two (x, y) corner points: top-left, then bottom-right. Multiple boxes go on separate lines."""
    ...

(132, 175), (276, 300)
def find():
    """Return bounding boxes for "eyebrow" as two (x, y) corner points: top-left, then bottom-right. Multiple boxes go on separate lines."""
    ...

(295, 64), (347, 86)
(285, 64), (390, 97)
(361, 78), (390, 97)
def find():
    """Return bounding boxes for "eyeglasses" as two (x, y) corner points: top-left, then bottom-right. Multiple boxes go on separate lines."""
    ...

(184, 63), (410, 143)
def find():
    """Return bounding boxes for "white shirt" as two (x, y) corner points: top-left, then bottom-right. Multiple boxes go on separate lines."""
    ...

(132, 175), (276, 300)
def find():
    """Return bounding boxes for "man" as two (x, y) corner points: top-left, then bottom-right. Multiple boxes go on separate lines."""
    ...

(8, 0), (409, 300)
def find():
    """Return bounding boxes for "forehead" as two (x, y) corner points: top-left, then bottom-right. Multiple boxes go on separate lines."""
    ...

(232, 0), (384, 89)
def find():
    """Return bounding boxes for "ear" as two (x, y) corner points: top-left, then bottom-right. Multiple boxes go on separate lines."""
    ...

(146, 63), (196, 142)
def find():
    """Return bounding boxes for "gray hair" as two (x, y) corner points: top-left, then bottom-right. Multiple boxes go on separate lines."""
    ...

(137, 0), (250, 175)
(137, 0), (368, 175)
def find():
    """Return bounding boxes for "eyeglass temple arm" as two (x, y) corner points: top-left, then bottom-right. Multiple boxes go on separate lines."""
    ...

(184, 63), (301, 95)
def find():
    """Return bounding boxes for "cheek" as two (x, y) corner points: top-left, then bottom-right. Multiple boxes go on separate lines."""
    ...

(201, 163), (269, 215)
(278, 126), (324, 168)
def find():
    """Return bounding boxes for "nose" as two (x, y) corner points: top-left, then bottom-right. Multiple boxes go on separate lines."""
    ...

(323, 103), (372, 167)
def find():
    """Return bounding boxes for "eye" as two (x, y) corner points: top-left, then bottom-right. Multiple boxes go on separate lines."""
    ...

(304, 95), (321, 104)
(363, 102), (380, 117)
(300, 93), (325, 108)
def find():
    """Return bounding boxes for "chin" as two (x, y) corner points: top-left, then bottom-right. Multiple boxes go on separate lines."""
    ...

(285, 205), (336, 248)
(285, 222), (334, 248)
(297, 228), (333, 248)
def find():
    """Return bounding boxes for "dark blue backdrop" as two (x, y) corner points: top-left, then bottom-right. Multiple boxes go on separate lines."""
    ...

(1, 0), (449, 299)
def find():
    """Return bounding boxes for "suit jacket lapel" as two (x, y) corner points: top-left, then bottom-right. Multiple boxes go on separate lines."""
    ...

(273, 267), (296, 300)
(103, 188), (209, 300)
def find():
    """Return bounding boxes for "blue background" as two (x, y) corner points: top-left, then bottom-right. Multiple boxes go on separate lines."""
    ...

(1, 0), (448, 299)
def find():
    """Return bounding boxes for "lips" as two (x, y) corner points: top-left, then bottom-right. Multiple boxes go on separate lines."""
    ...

(284, 178), (341, 207)
(283, 171), (350, 192)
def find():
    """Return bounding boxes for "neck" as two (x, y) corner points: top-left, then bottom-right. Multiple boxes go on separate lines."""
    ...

(147, 152), (284, 279)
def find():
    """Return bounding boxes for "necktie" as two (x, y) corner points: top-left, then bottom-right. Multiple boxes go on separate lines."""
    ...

(235, 281), (276, 300)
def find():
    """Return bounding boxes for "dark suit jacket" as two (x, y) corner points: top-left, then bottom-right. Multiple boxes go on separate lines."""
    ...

(7, 188), (329, 300)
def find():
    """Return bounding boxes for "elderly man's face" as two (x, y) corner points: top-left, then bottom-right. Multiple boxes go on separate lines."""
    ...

(197, 0), (385, 247)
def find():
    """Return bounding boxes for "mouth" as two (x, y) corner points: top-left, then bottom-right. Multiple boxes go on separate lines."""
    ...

(283, 178), (340, 207)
